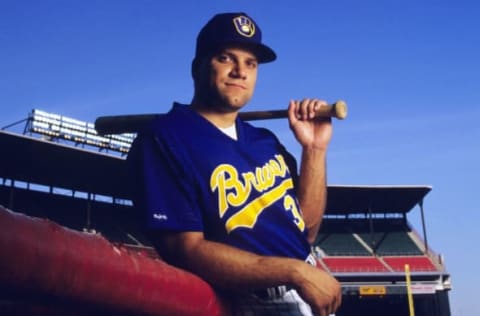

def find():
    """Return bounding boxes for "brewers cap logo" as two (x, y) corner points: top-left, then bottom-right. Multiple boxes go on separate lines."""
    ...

(233, 16), (255, 38)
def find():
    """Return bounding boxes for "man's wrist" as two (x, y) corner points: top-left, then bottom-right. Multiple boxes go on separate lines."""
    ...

(286, 259), (309, 289)
(302, 143), (328, 153)
(301, 146), (328, 163)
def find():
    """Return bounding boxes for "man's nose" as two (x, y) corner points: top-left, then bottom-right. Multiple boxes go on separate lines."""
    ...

(231, 63), (247, 79)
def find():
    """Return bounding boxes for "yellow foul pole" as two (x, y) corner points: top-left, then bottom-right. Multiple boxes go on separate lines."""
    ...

(405, 264), (415, 316)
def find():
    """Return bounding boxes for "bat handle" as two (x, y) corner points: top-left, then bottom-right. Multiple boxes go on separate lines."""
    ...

(238, 100), (348, 121)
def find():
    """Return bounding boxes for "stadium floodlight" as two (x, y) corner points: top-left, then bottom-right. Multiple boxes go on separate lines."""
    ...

(32, 121), (49, 130)
(27, 109), (135, 154)
(62, 115), (87, 127)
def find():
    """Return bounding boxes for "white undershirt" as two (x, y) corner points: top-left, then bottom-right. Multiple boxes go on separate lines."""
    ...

(219, 124), (238, 140)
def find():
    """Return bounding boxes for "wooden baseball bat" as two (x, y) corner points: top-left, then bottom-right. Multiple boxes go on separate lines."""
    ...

(94, 100), (347, 135)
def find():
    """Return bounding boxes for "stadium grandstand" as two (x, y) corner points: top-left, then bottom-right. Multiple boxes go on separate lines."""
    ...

(0, 109), (451, 315)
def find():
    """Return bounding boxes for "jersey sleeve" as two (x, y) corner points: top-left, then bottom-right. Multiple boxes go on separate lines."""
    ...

(127, 129), (203, 233)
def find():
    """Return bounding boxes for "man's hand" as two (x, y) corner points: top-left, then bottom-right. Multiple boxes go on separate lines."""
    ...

(291, 262), (342, 316)
(288, 99), (333, 150)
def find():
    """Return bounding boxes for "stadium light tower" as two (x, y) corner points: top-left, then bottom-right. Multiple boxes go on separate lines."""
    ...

(26, 109), (135, 155)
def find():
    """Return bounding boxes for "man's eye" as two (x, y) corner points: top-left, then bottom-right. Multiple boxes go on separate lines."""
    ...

(217, 54), (231, 62)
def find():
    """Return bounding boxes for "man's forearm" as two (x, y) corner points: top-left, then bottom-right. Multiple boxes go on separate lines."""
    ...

(162, 232), (306, 292)
(297, 146), (328, 243)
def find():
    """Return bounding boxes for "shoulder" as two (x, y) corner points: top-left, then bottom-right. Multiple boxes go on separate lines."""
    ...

(134, 103), (193, 140)
(150, 103), (190, 132)
(128, 104), (183, 154)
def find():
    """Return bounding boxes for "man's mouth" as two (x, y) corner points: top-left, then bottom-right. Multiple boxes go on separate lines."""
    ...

(225, 83), (246, 89)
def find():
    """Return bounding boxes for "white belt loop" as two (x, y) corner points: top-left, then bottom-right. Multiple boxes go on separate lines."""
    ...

(305, 253), (317, 266)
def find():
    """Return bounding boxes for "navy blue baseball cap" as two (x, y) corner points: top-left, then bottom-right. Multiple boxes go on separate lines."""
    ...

(194, 12), (277, 63)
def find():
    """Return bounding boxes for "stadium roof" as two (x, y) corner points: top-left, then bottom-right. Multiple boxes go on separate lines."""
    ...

(0, 130), (431, 214)
(326, 185), (431, 215)
(0, 130), (130, 199)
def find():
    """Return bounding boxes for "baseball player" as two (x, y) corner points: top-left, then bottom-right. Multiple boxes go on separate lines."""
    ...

(127, 12), (341, 316)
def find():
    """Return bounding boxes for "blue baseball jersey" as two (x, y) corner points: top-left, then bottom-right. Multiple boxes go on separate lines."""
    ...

(128, 103), (311, 260)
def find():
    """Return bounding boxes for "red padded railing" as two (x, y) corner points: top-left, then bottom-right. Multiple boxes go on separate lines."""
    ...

(0, 206), (229, 316)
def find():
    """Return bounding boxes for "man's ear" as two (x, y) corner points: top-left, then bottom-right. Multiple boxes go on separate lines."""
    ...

(191, 58), (200, 81)
(191, 56), (212, 89)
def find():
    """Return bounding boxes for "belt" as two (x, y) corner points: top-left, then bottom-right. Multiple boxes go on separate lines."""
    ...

(252, 253), (317, 300)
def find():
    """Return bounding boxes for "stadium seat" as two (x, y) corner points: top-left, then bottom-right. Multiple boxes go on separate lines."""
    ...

(375, 231), (423, 256)
(321, 256), (390, 273)
(382, 256), (438, 272)
(315, 233), (371, 256)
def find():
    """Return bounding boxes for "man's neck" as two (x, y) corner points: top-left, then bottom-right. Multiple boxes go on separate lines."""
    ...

(191, 99), (238, 128)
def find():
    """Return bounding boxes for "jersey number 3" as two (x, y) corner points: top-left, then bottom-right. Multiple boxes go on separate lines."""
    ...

(283, 194), (305, 232)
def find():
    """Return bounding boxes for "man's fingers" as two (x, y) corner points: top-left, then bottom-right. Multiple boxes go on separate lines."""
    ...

(299, 98), (311, 119)
(288, 100), (300, 121)
(335, 289), (342, 311)
(293, 98), (329, 120)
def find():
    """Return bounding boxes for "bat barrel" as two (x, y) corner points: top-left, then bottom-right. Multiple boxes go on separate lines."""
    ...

(95, 114), (161, 136)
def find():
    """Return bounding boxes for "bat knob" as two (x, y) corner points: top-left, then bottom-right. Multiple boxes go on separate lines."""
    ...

(333, 100), (348, 120)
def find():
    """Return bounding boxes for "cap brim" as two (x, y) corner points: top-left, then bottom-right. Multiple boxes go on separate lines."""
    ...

(232, 42), (276, 63)
(252, 43), (277, 63)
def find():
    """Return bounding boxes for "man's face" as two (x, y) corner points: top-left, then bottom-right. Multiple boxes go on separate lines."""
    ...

(197, 47), (258, 112)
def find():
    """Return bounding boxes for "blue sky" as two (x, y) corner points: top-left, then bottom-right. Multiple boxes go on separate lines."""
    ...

(1, 1), (479, 315)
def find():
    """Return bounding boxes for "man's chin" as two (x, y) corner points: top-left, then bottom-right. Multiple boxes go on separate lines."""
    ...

(198, 91), (251, 112)
(218, 97), (249, 113)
